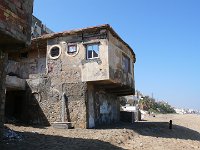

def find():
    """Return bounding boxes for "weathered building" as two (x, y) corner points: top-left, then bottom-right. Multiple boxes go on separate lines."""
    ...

(0, 0), (34, 137)
(31, 15), (54, 38)
(5, 24), (136, 128)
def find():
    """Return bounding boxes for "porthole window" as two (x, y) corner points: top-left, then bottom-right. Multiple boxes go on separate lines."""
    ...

(49, 45), (62, 59)
(51, 47), (59, 57)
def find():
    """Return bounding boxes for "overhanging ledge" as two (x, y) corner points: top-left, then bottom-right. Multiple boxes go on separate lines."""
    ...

(6, 75), (26, 91)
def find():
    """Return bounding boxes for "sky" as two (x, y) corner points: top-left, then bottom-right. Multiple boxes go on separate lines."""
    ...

(33, 0), (200, 110)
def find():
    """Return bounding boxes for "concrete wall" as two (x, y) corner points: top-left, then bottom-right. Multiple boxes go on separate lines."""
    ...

(46, 29), (109, 83)
(6, 75), (26, 90)
(0, 0), (34, 47)
(108, 31), (135, 88)
(7, 48), (46, 79)
(87, 84), (120, 128)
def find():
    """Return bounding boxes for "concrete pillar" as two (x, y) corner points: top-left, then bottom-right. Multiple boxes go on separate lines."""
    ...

(0, 51), (7, 138)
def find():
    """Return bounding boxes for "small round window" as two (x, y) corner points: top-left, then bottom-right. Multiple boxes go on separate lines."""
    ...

(49, 45), (61, 59)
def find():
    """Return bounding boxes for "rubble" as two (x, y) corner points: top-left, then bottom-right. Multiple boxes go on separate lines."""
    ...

(3, 127), (23, 141)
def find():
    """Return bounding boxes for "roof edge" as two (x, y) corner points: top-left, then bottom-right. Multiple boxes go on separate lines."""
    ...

(32, 24), (136, 62)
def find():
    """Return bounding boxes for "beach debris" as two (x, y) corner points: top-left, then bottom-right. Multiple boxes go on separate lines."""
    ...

(140, 142), (143, 147)
(3, 127), (23, 141)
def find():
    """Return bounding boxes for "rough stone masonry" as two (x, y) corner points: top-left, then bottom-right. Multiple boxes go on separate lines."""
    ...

(0, 0), (34, 138)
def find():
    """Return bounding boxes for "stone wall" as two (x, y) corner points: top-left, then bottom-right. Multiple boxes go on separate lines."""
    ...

(25, 78), (88, 128)
(0, 52), (7, 137)
(62, 82), (87, 128)
(25, 77), (51, 125)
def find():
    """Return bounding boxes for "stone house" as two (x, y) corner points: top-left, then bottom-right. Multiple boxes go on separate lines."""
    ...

(5, 24), (136, 128)
(0, 0), (34, 137)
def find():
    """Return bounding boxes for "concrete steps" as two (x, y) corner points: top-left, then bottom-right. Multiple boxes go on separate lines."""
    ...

(52, 122), (73, 129)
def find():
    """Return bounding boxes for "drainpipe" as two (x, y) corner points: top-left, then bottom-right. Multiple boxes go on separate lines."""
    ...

(61, 93), (66, 122)
(45, 40), (49, 75)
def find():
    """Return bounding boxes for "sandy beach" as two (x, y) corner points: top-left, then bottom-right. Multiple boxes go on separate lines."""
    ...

(1, 114), (200, 150)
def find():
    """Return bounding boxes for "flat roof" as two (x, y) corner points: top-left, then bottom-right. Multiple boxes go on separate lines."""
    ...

(32, 24), (135, 61)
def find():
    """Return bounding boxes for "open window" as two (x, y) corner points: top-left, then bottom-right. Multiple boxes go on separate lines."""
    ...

(86, 43), (99, 59)
(122, 54), (131, 73)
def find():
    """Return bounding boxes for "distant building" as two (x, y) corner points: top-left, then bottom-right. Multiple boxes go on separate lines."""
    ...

(31, 16), (54, 38)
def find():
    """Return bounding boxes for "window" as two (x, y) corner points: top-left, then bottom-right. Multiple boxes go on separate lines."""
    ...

(86, 44), (99, 59)
(122, 54), (131, 73)
(49, 45), (61, 59)
(67, 44), (77, 55)
(50, 47), (60, 57)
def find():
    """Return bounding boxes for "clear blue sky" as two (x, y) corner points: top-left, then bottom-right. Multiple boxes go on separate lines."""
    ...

(33, 0), (200, 109)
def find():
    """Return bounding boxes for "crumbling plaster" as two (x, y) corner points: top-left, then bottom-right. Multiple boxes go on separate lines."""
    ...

(87, 84), (120, 128)
(108, 31), (135, 88)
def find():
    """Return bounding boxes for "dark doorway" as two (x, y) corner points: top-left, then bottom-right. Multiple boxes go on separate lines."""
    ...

(5, 90), (26, 123)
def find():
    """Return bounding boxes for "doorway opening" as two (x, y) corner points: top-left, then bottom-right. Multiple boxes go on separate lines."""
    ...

(5, 90), (26, 124)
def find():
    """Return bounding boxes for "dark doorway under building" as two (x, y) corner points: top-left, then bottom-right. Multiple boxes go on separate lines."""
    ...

(5, 90), (26, 124)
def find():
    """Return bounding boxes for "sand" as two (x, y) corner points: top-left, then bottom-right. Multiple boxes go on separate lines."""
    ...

(1, 114), (200, 150)
(125, 114), (200, 150)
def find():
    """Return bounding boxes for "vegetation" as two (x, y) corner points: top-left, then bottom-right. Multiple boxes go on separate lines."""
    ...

(139, 96), (176, 114)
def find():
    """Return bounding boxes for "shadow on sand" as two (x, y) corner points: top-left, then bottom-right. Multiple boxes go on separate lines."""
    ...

(0, 130), (123, 150)
(131, 121), (200, 141)
(99, 121), (200, 141)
